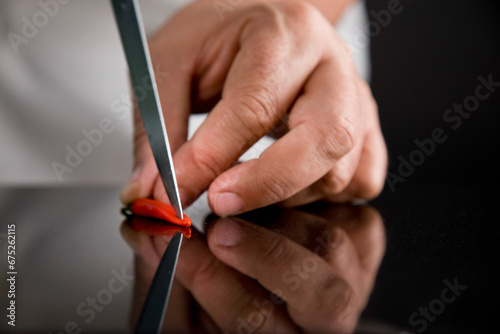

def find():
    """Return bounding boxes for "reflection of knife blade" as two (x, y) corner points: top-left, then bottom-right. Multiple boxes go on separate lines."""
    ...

(111, 0), (183, 219)
(134, 232), (183, 334)
(111, 0), (184, 331)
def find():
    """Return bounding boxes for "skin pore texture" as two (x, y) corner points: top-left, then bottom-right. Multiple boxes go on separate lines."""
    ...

(120, 0), (387, 217)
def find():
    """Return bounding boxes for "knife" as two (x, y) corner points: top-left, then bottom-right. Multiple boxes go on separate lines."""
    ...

(134, 231), (183, 334)
(111, 0), (184, 333)
(110, 0), (183, 220)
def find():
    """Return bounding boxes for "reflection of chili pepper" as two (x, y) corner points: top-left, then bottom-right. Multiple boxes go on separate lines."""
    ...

(122, 198), (192, 227)
(127, 216), (191, 238)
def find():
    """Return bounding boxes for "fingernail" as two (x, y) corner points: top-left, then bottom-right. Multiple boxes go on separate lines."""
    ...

(214, 192), (245, 216)
(120, 169), (142, 204)
(214, 219), (242, 247)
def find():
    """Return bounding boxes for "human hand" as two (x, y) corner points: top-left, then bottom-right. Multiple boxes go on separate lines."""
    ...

(120, 0), (387, 216)
(121, 203), (386, 333)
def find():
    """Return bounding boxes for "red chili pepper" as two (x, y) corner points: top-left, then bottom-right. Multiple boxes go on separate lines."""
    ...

(123, 198), (191, 227)
(127, 216), (191, 238)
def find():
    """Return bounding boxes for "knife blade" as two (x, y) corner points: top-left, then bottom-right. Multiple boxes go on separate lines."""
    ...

(134, 231), (183, 334)
(111, 0), (183, 219)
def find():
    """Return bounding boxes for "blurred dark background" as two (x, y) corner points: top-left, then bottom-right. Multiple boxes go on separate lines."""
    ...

(366, 0), (500, 190)
(363, 1), (499, 332)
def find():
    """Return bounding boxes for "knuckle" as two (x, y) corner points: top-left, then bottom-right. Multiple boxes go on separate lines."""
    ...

(282, 0), (311, 16)
(290, 275), (357, 331)
(257, 170), (290, 203)
(261, 236), (291, 270)
(243, 4), (284, 41)
(317, 276), (358, 329)
(279, 0), (321, 28)
(314, 116), (357, 163)
(233, 88), (279, 139)
(250, 0), (319, 27)
(190, 144), (225, 181)
(330, 117), (357, 156)
(245, 1), (321, 52)
(250, 2), (281, 23)
(322, 170), (350, 196)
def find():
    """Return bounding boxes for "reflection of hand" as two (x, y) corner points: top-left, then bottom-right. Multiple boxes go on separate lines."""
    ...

(120, 0), (387, 216)
(122, 204), (386, 333)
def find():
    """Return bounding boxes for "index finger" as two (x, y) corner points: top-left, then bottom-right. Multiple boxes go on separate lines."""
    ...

(208, 54), (364, 215)
(167, 5), (325, 207)
(155, 228), (298, 333)
(207, 216), (364, 333)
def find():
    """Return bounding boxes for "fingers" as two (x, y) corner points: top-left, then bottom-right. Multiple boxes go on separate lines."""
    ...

(122, 0), (388, 212)
(167, 3), (331, 211)
(329, 126), (387, 202)
(153, 229), (298, 333)
(207, 54), (364, 215)
(280, 80), (387, 206)
(278, 140), (364, 207)
(325, 80), (387, 202)
(123, 220), (297, 333)
(315, 205), (386, 306)
(120, 222), (191, 331)
(207, 217), (364, 333)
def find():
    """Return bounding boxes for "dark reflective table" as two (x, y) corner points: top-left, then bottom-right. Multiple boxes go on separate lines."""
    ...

(0, 184), (497, 333)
